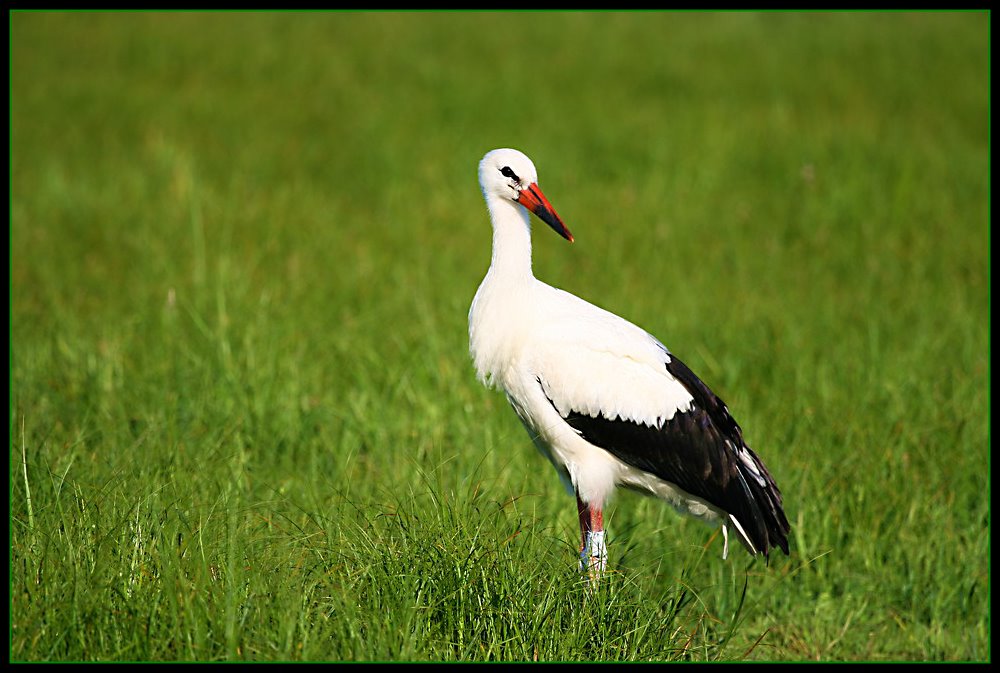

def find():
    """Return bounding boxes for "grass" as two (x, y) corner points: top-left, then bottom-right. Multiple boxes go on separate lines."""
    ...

(10, 10), (989, 662)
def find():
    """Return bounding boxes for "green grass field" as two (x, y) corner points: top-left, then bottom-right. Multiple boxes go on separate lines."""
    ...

(10, 11), (989, 662)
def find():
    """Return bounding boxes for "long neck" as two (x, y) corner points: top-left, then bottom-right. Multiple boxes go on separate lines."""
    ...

(469, 193), (537, 386)
(484, 194), (534, 283)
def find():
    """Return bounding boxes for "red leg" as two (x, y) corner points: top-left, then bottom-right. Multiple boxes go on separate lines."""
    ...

(576, 494), (607, 576)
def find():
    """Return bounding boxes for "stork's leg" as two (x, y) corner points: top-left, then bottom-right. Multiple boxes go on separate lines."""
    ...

(576, 495), (607, 577)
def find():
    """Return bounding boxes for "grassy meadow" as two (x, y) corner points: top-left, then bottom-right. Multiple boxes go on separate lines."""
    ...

(10, 11), (989, 662)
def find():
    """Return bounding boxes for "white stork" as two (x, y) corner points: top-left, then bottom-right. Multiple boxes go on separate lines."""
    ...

(468, 148), (789, 575)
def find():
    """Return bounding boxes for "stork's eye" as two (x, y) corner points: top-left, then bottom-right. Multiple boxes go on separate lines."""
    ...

(500, 166), (519, 180)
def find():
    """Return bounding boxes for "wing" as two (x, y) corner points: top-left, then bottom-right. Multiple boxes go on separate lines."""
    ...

(532, 322), (790, 557)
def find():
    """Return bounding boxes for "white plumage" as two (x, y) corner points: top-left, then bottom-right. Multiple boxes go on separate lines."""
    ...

(469, 148), (789, 574)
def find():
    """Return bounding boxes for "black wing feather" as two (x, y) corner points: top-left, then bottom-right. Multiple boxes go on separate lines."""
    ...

(547, 354), (790, 557)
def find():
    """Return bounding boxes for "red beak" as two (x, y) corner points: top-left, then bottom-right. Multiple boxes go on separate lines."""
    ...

(517, 183), (574, 242)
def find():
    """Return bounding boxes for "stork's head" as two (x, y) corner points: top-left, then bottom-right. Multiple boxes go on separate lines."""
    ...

(479, 148), (574, 242)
